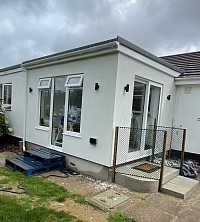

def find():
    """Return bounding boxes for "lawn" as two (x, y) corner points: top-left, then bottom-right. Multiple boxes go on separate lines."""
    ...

(0, 167), (135, 222)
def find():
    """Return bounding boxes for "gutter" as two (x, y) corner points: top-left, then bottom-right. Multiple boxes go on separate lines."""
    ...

(23, 42), (119, 69)
(175, 75), (200, 85)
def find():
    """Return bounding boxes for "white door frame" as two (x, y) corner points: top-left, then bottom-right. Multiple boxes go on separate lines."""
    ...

(128, 77), (163, 161)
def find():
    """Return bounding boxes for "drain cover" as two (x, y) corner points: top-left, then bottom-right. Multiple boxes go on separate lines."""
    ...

(88, 189), (130, 209)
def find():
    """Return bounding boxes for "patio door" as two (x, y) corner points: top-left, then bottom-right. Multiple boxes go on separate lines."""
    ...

(129, 81), (146, 152)
(129, 80), (161, 158)
(50, 77), (66, 148)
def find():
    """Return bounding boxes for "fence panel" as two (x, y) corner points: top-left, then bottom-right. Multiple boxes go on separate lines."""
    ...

(114, 127), (166, 180)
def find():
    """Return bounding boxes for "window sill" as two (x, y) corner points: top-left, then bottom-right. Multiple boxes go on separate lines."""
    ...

(35, 126), (50, 132)
(63, 131), (82, 138)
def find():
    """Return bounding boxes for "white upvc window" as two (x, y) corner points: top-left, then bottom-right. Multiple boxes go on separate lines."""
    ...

(38, 78), (51, 127)
(65, 74), (83, 134)
(0, 83), (12, 110)
(65, 74), (83, 87)
(38, 78), (51, 89)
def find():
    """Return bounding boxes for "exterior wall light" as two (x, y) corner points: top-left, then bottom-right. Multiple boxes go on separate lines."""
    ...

(29, 87), (33, 93)
(95, 83), (100, 90)
(124, 84), (129, 92)
(167, 95), (171, 100)
(89, 138), (97, 145)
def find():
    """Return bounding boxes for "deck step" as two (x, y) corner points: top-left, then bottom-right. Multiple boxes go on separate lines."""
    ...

(24, 148), (66, 166)
(161, 175), (199, 199)
(5, 148), (66, 175)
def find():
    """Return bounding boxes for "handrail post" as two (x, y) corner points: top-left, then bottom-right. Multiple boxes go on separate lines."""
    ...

(159, 130), (167, 191)
(151, 118), (157, 163)
(180, 129), (186, 175)
(112, 127), (119, 183)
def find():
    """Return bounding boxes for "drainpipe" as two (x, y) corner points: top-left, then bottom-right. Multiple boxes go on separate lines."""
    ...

(21, 64), (28, 151)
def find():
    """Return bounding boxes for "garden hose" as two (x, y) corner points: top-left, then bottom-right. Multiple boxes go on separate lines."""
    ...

(0, 168), (79, 195)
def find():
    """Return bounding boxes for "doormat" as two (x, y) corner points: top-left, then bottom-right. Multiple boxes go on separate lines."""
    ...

(132, 163), (160, 173)
(87, 189), (130, 211)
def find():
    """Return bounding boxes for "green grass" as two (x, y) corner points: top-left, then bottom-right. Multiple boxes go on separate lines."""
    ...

(0, 167), (86, 204)
(108, 212), (136, 222)
(0, 195), (81, 222)
(0, 167), (135, 222)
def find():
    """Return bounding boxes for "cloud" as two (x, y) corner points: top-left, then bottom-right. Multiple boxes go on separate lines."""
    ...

(0, 0), (199, 68)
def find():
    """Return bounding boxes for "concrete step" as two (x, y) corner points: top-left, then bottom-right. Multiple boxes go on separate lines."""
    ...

(162, 166), (180, 185)
(161, 175), (199, 199)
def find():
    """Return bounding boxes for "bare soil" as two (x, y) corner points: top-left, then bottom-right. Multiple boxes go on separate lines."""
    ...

(51, 200), (109, 222)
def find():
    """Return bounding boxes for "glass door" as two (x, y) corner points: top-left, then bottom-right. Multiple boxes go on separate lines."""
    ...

(145, 85), (161, 150)
(51, 77), (66, 147)
(129, 81), (146, 152)
(129, 80), (161, 156)
(147, 85), (161, 127)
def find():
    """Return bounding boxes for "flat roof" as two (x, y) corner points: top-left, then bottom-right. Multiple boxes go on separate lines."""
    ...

(0, 36), (183, 74)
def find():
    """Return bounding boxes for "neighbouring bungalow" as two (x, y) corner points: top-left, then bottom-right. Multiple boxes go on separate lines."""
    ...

(161, 51), (200, 157)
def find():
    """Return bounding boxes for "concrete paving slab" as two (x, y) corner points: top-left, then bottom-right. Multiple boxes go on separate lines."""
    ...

(144, 192), (182, 216)
(87, 189), (130, 211)
(162, 176), (199, 199)
(163, 166), (179, 184)
(177, 207), (200, 222)
(123, 202), (174, 222)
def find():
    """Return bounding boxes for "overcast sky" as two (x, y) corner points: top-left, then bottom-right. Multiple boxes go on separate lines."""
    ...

(0, 0), (199, 68)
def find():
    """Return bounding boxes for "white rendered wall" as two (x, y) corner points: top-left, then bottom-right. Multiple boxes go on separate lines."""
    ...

(114, 52), (178, 128)
(112, 52), (179, 162)
(26, 53), (118, 167)
(0, 70), (26, 138)
(174, 84), (200, 154)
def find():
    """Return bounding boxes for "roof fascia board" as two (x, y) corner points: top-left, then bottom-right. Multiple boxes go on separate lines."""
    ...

(0, 67), (23, 76)
(23, 41), (118, 69)
(117, 36), (183, 74)
(117, 44), (181, 77)
(23, 47), (118, 70)
(175, 76), (200, 85)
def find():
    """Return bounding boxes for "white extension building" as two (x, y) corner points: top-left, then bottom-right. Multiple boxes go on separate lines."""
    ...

(2, 36), (198, 179)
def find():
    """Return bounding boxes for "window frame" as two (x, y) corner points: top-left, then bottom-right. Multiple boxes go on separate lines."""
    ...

(38, 78), (52, 128)
(38, 78), (51, 89)
(38, 89), (51, 127)
(65, 74), (83, 87)
(65, 74), (84, 135)
(65, 87), (83, 134)
(0, 83), (12, 110)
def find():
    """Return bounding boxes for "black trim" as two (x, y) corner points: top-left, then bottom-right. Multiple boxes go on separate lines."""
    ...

(0, 64), (21, 72)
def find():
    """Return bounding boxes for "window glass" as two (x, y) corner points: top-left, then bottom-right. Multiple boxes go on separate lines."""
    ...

(67, 88), (82, 133)
(38, 78), (51, 89)
(65, 74), (83, 87)
(3, 84), (12, 109)
(39, 89), (51, 127)
(129, 81), (146, 152)
(0, 85), (2, 104)
(51, 77), (66, 146)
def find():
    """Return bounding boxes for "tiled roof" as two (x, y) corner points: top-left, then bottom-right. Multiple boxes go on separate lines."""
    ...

(161, 51), (200, 76)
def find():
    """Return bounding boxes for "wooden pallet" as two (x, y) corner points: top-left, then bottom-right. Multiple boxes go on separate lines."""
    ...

(23, 148), (66, 166)
(5, 148), (66, 176)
